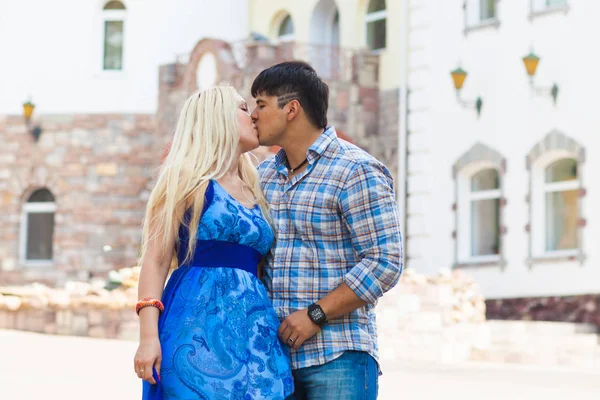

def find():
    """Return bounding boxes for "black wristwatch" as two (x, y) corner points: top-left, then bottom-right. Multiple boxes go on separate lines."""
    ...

(307, 303), (327, 327)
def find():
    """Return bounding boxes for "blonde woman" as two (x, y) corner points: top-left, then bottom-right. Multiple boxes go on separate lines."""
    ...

(133, 86), (294, 400)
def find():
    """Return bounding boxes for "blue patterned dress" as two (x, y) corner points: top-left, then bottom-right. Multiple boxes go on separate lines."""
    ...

(142, 180), (294, 400)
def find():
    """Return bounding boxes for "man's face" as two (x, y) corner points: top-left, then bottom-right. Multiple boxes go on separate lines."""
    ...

(251, 94), (288, 147)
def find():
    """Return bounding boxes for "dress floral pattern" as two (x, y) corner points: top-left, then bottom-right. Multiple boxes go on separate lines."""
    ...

(142, 181), (294, 400)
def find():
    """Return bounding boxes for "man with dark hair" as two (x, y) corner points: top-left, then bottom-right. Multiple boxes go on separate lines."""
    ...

(251, 61), (403, 399)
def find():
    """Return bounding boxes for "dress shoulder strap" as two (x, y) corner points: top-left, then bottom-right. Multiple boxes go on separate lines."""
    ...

(203, 180), (214, 215)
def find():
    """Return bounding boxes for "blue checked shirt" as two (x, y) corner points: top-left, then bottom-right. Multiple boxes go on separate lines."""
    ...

(258, 126), (403, 370)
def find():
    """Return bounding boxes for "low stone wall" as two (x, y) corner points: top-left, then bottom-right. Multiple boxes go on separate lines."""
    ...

(1, 266), (491, 365)
(376, 269), (490, 364)
(486, 294), (600, 328)
(0, 267), (139, 340)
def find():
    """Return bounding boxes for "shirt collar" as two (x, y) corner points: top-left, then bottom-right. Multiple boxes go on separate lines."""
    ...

(273, 126), (337, 170)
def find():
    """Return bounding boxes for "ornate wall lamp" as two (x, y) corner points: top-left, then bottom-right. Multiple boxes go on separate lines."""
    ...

(522, 51), (559, 105)
(23, 100), (42, 141)
(450, 67), (483, 117)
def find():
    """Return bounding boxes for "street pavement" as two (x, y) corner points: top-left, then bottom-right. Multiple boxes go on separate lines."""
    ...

(1, 329), (598, 400)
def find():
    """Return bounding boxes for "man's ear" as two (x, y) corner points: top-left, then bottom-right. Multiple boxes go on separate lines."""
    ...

(285, 99), (301, 122)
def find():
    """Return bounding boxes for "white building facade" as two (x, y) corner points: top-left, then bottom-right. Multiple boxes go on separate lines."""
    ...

(0, 0), (249, 115)
(0, 0), (249, 284)
(403, 0), (599, 314)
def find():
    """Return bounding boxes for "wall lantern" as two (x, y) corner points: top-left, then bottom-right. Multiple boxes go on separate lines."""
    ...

(23, 99), (42, 141)
(450, 67), (483, 117)
(522, 51), (559, 105)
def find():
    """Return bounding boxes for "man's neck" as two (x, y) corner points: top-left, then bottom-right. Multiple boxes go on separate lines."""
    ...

(280, 125), (325, 168)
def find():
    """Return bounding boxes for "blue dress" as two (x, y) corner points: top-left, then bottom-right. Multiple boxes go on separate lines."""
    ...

(143, 180), (294, 400)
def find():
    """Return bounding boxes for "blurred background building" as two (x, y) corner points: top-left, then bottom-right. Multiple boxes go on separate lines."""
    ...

(402, 0), (599, 324)
(1, 0), (598, 327)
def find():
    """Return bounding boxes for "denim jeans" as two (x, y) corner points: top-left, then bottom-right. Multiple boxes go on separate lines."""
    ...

(286, 351), (378, 400)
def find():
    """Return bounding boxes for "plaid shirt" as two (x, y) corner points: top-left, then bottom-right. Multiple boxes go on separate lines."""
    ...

(258, 126), (403, 370)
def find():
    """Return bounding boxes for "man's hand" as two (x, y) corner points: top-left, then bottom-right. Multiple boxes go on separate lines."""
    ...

(278, 309), (321, 349)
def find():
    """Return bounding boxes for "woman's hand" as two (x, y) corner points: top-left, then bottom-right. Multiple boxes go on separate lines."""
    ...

(134, 336), (162, 384)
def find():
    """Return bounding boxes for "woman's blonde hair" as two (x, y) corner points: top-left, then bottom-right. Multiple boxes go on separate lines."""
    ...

(139, 85), (271, 267)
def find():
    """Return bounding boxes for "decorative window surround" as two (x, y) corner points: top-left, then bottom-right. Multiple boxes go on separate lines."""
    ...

(464, 0), (501, 34)
(452, 143), (507, 270)
(525, 130), (586, 268)
(529, 0), (569, 20)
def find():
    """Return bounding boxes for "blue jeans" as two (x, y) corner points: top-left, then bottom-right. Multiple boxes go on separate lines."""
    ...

(287, 351), (378, 400)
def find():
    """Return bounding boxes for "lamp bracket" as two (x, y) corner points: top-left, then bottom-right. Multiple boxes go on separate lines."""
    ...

(456, 91), (483, 117)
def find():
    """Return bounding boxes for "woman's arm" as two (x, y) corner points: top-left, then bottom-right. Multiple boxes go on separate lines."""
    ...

(137, 226), (175, 338)
(134, 221), (176, 384)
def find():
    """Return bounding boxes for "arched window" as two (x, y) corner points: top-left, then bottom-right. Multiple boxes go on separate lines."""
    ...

(453, 143), (505, 267)
(309, 0), (341, 79)
(365, 0), (386, 51)
(278, 15), (295, 42)
(196, 52), (217, 91)
(102, 1), (126, 70)
(527, 130), (584, 262)
(20, 189), (56, 264)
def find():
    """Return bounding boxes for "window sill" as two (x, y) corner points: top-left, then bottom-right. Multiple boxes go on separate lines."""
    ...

(527, 249), (585, 266)
(454, 256), (505, 269)
(20, 260), (55, 268)
(529, 5), (570, 20)
(93, 69), (127, 80)
(464, 19), (501, 34)
(367, 48), (386, 55)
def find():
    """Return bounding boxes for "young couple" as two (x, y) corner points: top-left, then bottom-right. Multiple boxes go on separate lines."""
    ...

(133, 61), (403, 400)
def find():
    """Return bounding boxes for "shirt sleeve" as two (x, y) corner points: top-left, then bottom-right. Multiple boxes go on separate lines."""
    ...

(339, 160), (404, 305)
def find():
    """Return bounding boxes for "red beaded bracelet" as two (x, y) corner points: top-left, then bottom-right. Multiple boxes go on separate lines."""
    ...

(135, 298), (165, 315)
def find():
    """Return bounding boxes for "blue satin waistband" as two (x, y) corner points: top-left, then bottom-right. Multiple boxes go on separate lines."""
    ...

(177, 240), (262, 277)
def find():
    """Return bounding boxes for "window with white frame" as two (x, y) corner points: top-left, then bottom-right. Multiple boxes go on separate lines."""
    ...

(458, 166), (501, 263)
(527, 131), (585, 263)
(365, 0), (386, 51)
(532, 157), (579, 255)
(531, 0), (568, 13)
(466, 0), (498, 27)
(278, 15), (295, 42)
(102, 1), (126, 70)
(20, 189), (56, 264)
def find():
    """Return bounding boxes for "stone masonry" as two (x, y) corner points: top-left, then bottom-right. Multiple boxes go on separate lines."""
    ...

(0, 37), (400, 286)
(0, 114), (159, 286)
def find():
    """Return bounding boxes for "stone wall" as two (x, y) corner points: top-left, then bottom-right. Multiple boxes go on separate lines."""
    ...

(0, 267), (139, 340)
(0, 114), (160, 286)
(0, 267), (490, 365)
(486, 295), (600, 328)
(377, 268), (490, 363)
(1, 38), (399, 286)
(156, 39), (396, 169)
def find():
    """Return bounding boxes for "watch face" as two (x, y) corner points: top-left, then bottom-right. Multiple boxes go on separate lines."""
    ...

(310, 307), (325, 322)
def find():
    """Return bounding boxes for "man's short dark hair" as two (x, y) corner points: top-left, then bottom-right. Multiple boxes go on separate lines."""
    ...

(251, 61), (329, 129)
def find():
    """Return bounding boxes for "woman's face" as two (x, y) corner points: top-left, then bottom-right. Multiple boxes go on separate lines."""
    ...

(237, 98), (260, 153)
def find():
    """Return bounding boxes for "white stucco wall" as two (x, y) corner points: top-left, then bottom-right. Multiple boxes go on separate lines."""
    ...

(0, 0), (248, 115)
(406, 0), (600, 298)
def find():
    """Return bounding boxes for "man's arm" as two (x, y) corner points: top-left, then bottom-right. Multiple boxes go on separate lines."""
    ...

(337, 160), (404, 304)
(279, 161), (403, 348)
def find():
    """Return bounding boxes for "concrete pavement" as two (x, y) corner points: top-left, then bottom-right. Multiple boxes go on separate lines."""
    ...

(1, 329), (598, 400)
